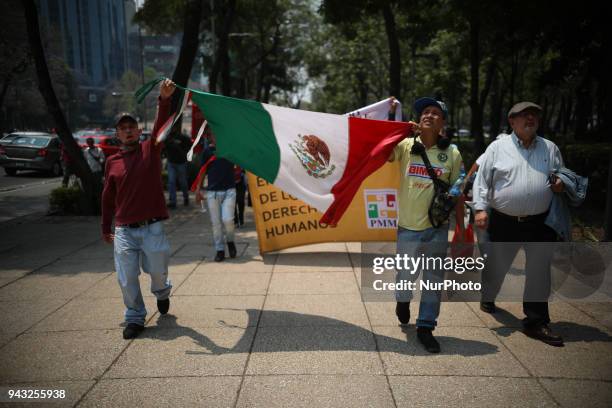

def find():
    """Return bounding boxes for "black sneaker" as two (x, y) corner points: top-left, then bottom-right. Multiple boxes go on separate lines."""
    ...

(157, 298), (170, 315)
(480, 301), (496, 314)
(183, 197), (189, 207)
(123, 323), (144, 339)
(416, 327), (440, 353)
(214, 250), (225, 262)
(228, 241), (237, 258)
(395, 302), (410, 325)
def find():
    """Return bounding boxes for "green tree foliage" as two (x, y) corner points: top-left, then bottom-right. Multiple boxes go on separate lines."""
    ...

(0, 0), (77, 132)
(102, 68), (158, 122)
(133, 0), (186, 33)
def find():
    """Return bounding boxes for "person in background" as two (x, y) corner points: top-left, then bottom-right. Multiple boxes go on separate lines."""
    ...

(84, 137), (105, 179)
(164, 131), (192, 208)
(234, 165), (246, 227)
(195, 130), (238, 262)
(60, 142), (75, 187)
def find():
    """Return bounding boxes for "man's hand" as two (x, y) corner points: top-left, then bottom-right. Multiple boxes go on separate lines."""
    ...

(475, 210), (488, 230)
(103, 233), (114, 244)
(160, 78), (176, 100)
(389, 97), (398, 114)
(550, 175), (564, 193)
(408, 121), (421, 136)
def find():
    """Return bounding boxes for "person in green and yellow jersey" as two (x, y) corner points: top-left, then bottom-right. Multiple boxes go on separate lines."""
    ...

(388, 97), (465, 353)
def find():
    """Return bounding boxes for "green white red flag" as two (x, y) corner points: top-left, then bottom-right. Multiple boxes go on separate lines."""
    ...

(137, 80), (414, 225)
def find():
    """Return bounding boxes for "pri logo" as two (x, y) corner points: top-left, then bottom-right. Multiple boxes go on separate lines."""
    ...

(289, 134), (336, 179)
(364, 189), (398, 229)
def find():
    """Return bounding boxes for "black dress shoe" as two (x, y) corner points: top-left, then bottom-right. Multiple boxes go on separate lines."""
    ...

(522, 325), (564, 347)
(157, 298), (170, 315)
(214, 250), (225, 262)
(416, 327), (440, 353)
(480, 301), (496, 314)
(395, 302), (410, 325)
(228, 241), (237, 258)
(123, 323), (144, 339)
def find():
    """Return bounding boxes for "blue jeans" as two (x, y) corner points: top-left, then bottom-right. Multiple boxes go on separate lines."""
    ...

(114, 222), (172, 325)
(395, 225), (449, 329)
(207, 188), (236, 251)
(167, 162), (188, 205)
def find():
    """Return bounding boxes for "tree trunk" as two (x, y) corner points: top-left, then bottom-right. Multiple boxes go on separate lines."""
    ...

(262, 25), (281, 103)
(489, 76), (503, 139)
(553, 96), (564, 135)
(605, 152), (612, 241)
(381, 3), (401, 101)
(562, 98), (573, 135)
(209, 0), (237, 95)
(468, 17), (485, 153)
(573, 73), (592, 140)
(0, 76), (12, 130)
(171, 0), (203, 88)
(23, 0), (99, 214)
(169, 0), (203, 136)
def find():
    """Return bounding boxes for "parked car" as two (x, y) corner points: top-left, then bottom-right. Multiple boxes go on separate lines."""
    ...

(0, 132), (62, 176)
(74, 129), (121, 157)
(457, 128), (470, 138)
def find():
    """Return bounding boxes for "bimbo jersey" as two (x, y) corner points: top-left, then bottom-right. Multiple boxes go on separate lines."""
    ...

(391, 137), (463, 231)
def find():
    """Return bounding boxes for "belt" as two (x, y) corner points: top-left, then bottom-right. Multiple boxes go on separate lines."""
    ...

(117, 218), (162, 228)
(491, 208), (548, 223)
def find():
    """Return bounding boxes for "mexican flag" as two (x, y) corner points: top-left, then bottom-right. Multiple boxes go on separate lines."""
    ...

(189, 90), (414, 225)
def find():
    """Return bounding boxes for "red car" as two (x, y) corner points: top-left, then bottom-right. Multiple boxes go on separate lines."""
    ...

(74, 130), (121, 158)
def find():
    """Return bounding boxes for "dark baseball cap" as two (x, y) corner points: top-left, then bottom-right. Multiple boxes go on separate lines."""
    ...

(114, 112), (138, 127)
(414, 97), (448, 119)
(507, 102), (542, 118)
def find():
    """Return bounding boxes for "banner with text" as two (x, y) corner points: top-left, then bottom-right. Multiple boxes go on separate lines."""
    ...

(248, 162), (400, 253)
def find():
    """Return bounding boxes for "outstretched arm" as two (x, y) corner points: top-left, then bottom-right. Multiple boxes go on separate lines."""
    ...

(150, 79), (177, 151)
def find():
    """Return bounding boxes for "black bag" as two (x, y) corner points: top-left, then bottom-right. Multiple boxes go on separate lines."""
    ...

(414, 142), (457, 228)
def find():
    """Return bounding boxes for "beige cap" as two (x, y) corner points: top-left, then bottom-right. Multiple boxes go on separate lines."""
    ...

(507, 102), (542, 118)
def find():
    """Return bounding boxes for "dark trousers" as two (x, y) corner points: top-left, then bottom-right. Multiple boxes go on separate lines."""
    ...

(482, 209), (557, 328)
(234, 182), (246, 225)
(61, 162), (75, 187)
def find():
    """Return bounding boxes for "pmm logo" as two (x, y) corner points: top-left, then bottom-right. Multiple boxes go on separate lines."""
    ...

(364, 189), (398, 229)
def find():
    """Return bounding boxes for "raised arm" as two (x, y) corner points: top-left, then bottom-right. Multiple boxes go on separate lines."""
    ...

(150, 79), (177, 151)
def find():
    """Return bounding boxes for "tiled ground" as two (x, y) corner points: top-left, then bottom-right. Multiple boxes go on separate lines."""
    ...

(0, 207), (610, 407)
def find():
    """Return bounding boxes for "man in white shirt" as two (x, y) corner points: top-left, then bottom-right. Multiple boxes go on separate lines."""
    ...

(84, 137), (105, 178)
(473, 101), (565, 347)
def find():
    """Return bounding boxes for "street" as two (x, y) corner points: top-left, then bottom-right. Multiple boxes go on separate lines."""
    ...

(0, 167), (61, 222)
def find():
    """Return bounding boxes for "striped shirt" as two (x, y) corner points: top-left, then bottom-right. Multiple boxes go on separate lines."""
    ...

(473, 132), (563, 216)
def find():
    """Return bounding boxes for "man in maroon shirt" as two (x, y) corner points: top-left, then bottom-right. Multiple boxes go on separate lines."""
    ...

(102, 79), (176, 339)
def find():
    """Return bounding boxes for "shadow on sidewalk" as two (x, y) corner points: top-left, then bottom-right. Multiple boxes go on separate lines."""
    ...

(138, 315), (235, 354)
(143, 309), (499, 357)
(490, 306), (612, 343)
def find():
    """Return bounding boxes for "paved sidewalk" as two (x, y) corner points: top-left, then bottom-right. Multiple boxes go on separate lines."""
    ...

(0, 206), (611, 407)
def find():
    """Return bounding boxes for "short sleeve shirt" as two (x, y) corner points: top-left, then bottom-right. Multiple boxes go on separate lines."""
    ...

(391, 138), (463, 230)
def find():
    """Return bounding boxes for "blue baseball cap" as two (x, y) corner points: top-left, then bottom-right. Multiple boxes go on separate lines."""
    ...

(414, 97), (448, 120)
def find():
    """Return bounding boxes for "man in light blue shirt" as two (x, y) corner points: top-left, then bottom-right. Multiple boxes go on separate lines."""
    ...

(473, 101), (565, 347)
